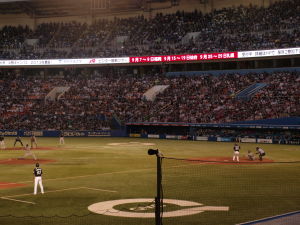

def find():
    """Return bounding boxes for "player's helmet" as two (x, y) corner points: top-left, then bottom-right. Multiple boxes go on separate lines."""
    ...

(36, 163), (39, 167)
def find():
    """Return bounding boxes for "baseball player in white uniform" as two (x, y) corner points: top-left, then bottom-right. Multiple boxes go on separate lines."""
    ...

(22, 144), (37, 160)
(33, 163), (44, 195)
(59, 132), (65, 145)
(31, 135), (38, 148)
(256, 147), (266, 161)
(233, 143), (240, 162)
(247, 150), (256, 160)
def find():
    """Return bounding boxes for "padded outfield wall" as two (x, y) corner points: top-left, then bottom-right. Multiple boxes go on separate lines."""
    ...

(126, 117), (300, 145)
(1, 117), (299, 144)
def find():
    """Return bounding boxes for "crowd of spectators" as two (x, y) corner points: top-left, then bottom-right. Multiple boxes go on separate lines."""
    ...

(0, 25), (31, 49)
(0, 68), (299, 130)
(0, 0), (299, 59)
(127, 71), (299, 123)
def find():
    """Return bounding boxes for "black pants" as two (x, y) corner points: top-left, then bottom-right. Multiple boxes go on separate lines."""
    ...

(259, 152), (266, 160)
(14, 140), (23, 147)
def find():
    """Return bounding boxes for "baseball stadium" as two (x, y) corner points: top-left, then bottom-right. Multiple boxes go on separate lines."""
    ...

(0, 0), (299, 225)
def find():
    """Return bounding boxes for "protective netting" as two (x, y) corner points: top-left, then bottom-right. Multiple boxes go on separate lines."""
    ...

(159, 157), (300, 225)
(1, 158), (299, 225)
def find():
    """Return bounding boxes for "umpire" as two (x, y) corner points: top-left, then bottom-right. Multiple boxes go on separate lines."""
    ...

(14, 136), (24, 147)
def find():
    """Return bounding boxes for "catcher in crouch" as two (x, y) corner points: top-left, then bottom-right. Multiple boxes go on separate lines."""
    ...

(247, 150), (256, 161)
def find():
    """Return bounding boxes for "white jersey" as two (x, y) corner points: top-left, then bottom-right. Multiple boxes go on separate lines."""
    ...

(233, 145), (240, 151)
(257, 148), (265, 154)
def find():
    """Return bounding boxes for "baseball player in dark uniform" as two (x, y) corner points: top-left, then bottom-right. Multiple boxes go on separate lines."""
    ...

(0, 136), (5, 149)
(14, 136), (24, 148)
(33, 163), (44, 195)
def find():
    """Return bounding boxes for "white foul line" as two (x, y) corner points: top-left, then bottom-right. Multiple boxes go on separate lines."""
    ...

(1, 197), (35, 205)
(16, 164), (196, 185)
(0, 186), (117, 204)
(16, 167), (157, 185)
(81, 186), (117, 193)
(0, 161), (195, 205)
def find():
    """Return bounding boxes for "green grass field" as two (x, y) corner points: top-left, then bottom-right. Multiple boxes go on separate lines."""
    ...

(0, 137), (299, 225)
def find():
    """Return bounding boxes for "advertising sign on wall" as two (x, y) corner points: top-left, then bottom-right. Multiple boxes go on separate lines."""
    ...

(241, 138), (257, 143)
(196, 136), (209, 141)
(257, 138), (273, 144)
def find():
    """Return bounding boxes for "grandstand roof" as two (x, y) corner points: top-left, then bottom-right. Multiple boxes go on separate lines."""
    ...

(0, 0), (147, 17)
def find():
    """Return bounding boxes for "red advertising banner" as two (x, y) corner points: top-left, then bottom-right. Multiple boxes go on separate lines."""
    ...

(129, 52), (238, 63)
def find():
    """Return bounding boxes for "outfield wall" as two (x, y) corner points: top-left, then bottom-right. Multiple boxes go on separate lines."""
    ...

(0, 129), (299, 144)
(129, 133), (273, 143)
(1, 118), (299, 145)
(128, 133), (300, 145)
(127, 118), (300, 145)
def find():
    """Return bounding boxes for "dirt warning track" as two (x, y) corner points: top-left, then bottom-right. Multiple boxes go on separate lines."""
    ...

(3, 146), (61, 151)
(0, 182), (27, 189)
(187, 157), (274, 165)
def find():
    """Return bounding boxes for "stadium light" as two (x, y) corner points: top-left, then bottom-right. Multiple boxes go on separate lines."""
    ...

(148, 149), (163, 157)
(148, 149), (158, 155)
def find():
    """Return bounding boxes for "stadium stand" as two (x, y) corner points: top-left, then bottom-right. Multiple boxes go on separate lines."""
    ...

(0, 69), (299, 130)
(0, 0), (299, 59)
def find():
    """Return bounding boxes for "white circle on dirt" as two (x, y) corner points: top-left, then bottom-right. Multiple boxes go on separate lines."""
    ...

(88, 198), (229, 218)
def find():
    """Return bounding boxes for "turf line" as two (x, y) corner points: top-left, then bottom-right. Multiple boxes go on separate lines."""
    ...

(81, 186), (117, 193)
(2, 186), (117, 198)
(16, 167), (157, 184)
(3, 164), (196, 187)
(1, 197), (35, 205)
(0, 186), (117, 204)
